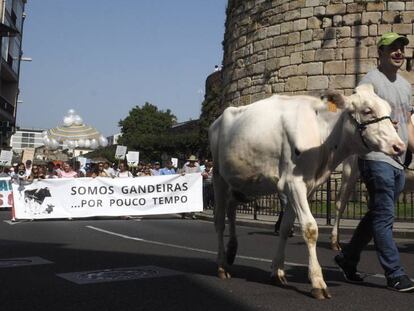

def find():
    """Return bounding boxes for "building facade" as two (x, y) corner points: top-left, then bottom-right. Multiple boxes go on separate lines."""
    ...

(222, 0), (414, 108)
(0, 0), (27, 147)
(107, 133), (122, 146)
(9, 127), (43, 153)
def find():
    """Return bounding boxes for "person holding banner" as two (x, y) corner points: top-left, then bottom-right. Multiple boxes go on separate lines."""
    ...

(27, 165), (46, 181)
(15, 163), (28, 181)
(181, 155), (201, 219)
(104, 162), (116, 178)
(160, 160), (176, 175)
(151, 162), (161, 176)
(182, 155), (201, 174)
(94, 162), (110, 177)
(58, 163), (78, 178)
(116, 162), (133, 178)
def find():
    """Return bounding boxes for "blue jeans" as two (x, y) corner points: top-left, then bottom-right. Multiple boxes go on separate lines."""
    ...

(342, 159), (405, 279)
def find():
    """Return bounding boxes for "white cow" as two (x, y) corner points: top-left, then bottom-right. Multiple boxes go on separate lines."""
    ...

(209, 84), (405, 300)
(331, 154), (414, 250)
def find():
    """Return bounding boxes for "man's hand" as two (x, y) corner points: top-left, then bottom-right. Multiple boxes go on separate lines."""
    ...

(407, 112), (414, 153)
(392, 120), (399, 131)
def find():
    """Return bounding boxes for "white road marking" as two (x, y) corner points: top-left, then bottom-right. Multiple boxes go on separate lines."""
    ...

(4, 220), (21, 225)
(86, 226), (414, 281)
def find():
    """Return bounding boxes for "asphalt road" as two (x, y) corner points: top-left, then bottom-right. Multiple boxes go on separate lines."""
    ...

(0, 210), (413, 311)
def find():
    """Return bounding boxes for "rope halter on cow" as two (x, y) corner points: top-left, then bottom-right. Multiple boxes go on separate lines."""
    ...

(348, 112), (393, 149)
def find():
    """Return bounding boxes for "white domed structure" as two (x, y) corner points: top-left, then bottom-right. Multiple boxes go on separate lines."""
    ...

(43, 109), (108, 153)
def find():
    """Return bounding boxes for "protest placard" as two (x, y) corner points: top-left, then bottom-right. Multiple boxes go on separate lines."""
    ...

(22, 148), (35, 164)
(115, 145), (127, 160)
(126, 151), (139, 167)
(0, 150), (13, 166)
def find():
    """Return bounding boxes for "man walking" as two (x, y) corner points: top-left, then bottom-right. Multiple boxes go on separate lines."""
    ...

(335, 32), (414, 292)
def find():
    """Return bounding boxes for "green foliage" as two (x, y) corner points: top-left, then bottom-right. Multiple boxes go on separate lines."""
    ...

(117, 102), (177, 162)
(169, 130), (200, 158)
(83, 145), (117, 163)
(199, 78), (223, 159)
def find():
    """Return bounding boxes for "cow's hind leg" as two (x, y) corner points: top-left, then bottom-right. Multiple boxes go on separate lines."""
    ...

(226, 198), (238, 266)
(213, 174), (231, 279)
(271, 195), (295, 286)
(331, 155), (359, 250)
(287, 180), (331, 299)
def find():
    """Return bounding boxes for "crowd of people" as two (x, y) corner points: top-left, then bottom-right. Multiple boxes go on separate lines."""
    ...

(1, 157), (213, 179)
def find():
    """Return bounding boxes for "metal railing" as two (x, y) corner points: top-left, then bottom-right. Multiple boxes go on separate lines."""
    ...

(204, 172), (414, 223)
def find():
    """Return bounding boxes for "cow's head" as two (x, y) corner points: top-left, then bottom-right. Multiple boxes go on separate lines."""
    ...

(40, 188), (52, 197)
(325, 84), (405, 156)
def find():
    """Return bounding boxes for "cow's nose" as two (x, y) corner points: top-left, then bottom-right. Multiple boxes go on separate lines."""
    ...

(393, 142), (406, 156)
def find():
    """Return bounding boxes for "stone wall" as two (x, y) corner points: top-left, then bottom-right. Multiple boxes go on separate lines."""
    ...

(222, 0), (414, 107)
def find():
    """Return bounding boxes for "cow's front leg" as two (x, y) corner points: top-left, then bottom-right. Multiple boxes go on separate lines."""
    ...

(287, 179), (331, 300)
(271, 197), (295, 286)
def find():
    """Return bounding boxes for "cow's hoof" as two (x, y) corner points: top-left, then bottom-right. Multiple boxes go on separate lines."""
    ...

(226, 239), (238, 265)
(270, 269), (288, 286)
(310, 288), (332, 300)
(331, 241), (341, 251)
(271, 276), (288, 286)
(218, 267), (231, 279)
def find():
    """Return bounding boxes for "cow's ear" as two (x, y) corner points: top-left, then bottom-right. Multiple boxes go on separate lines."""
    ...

(321, 90), (349, 111)
(355, 83), (374, 95)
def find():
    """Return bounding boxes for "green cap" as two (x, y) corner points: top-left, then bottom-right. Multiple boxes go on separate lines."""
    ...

(377, 32), (409, 47)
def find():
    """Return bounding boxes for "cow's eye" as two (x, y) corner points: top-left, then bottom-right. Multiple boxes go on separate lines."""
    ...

(362, 108), (372, 115)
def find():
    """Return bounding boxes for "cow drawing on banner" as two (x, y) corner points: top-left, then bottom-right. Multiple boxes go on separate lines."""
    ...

(24, 188), (54, 215)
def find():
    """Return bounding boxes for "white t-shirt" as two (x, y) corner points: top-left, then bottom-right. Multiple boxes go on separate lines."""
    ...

(116, 171), (133, 178)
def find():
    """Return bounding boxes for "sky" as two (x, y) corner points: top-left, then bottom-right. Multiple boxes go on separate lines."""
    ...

(17, 0), (227, 136)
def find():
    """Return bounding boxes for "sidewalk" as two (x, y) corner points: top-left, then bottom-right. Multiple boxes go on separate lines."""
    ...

(196, 209), (414, 239)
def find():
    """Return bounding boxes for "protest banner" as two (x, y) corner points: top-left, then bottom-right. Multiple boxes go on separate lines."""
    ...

(12, 174), (202, 220)
(0, 177), (13, 209)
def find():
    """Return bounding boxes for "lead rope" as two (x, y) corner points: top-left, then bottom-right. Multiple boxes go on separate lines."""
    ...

(392, 156), (414, 171)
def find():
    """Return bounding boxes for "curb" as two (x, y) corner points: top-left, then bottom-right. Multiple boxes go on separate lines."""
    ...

(196, 213), (414, 240)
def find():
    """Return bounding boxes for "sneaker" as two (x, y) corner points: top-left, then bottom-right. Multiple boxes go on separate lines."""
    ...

(387, 275), (414, 292)
(334, 254), (364, 283)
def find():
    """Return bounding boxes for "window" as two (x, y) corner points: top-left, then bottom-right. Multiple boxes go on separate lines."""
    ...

(5, 0), (12, 15)
(11, 0), (24, 31)
(9, 36), (21, 74)
(2, 37), (10, 62)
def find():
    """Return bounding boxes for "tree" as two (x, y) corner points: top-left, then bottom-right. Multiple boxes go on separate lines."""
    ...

(118, 102), (176, 162)
(83, 145), (117, 163)
(199, 73), (223, 159)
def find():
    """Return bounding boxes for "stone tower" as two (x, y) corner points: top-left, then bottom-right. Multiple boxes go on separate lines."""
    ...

(221, 0), (414, 108)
